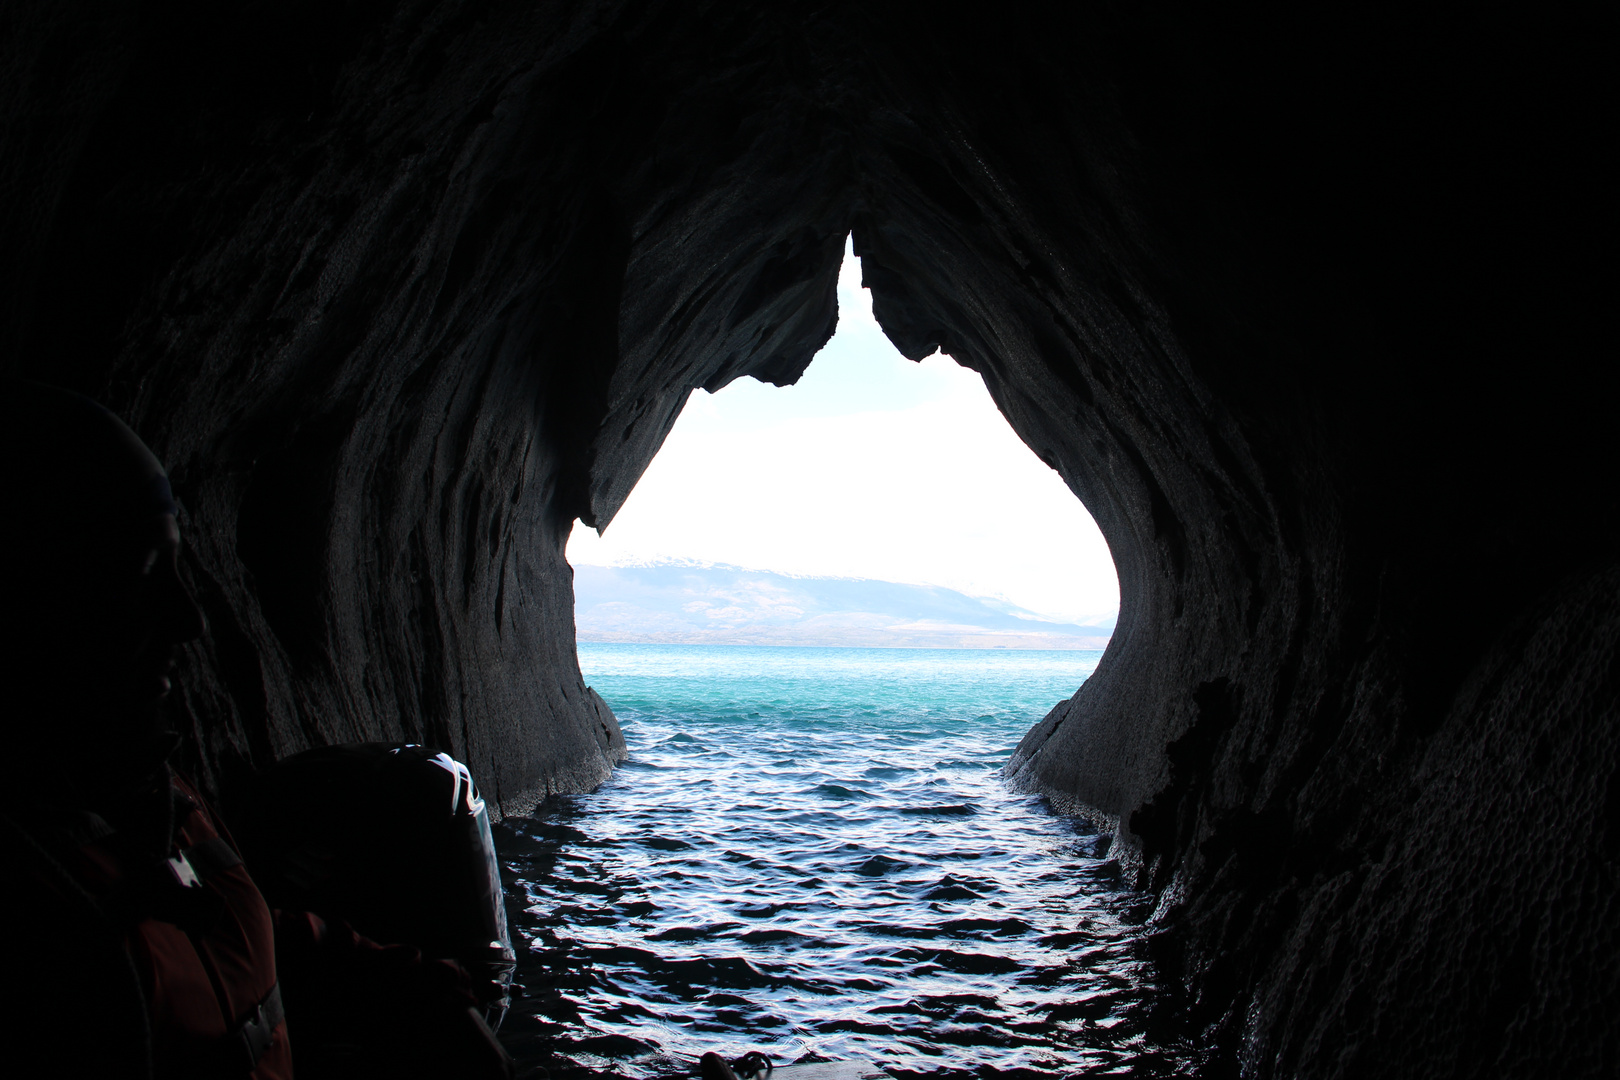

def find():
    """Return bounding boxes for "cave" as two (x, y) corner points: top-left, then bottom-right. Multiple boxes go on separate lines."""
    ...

(3, 3), (1614, 1077)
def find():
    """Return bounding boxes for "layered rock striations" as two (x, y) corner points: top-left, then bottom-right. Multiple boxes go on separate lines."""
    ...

(2, 3), (1614, 1076)
(2, 0), (857, 813)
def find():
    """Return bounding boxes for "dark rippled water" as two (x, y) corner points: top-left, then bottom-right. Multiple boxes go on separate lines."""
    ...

(496, 645), (1197, 1079)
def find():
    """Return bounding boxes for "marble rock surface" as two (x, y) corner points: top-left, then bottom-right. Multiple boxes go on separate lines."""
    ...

(2, 4), (1613, 1076)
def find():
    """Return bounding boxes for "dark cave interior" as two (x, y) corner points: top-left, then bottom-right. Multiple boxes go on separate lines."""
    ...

(2, 2), (1615, 1076)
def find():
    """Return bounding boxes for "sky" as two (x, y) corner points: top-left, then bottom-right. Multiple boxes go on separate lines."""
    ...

(566, 238), (1119, 625)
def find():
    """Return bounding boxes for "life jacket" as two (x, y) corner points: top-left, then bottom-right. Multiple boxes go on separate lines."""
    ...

(7, 772), (291, 1079)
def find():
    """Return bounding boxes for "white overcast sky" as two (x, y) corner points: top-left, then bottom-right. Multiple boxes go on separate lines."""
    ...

(567, 238), (1120, 625)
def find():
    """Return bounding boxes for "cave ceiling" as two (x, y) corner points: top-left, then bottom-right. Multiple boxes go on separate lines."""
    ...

(2, 3), (1615, 1076)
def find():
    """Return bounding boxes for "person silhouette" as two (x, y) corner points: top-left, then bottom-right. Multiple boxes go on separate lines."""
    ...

(0, 378), (512, 1079)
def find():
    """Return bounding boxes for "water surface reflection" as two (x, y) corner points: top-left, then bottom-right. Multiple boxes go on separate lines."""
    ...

(496, 645), (1199, 1078)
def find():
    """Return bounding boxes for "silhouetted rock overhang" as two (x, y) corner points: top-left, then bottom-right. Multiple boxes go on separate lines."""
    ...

(3, 3), (1614, 1076)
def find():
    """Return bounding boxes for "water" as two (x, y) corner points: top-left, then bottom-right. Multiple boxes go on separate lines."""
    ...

(496, 645), (1197, 1079)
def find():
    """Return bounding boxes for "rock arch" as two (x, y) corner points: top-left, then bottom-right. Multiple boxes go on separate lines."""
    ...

(3, 3), (1613, 1076)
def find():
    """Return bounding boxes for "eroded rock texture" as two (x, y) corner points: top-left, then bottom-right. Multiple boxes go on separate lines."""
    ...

(2, 2), (1613, 1076)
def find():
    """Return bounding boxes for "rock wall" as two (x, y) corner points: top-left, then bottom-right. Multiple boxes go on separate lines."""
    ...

(1, 0), (855, 813)
(2, 2), (1613, 1075)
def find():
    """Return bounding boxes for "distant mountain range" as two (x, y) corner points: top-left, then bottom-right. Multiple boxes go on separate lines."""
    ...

(572, 562), (1115, 650)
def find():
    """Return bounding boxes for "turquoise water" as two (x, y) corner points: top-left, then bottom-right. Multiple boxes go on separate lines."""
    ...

(496, 645), (1196, 1078)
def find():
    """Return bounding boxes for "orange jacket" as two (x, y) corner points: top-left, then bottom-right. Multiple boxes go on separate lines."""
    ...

(17, 773), (291, 1079)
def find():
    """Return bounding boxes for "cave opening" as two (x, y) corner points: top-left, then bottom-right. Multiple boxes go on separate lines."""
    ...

(489, 239), (1155, 1075)
(566, 235), (1120, 644)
